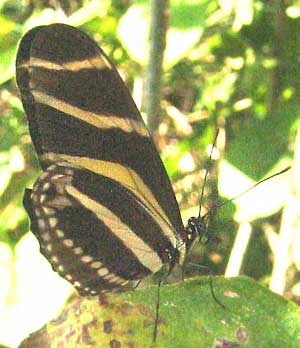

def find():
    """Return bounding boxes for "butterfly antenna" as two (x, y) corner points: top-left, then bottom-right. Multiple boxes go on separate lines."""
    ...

(152, 266), (174, 346)
(207, 166), (291, 215)
(152, 279), (163, 346)
(190, 263), (225, 308)
(198, 128), (219, 218)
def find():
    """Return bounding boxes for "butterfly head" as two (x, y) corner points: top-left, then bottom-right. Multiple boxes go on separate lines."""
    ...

(185, 214), (209, 253)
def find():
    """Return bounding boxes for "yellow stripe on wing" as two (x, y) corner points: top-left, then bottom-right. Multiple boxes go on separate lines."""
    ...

(31, 90), (149, 137)
(43, 153), (179, 248)
(18, 55), (112, 71)
(65, 185), (163, 274)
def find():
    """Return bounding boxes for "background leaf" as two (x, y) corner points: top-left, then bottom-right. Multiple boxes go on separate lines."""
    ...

(20, 277), (300, 348)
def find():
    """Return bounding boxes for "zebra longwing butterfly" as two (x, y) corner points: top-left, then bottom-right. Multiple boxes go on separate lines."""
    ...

(16, 23), (205, 296)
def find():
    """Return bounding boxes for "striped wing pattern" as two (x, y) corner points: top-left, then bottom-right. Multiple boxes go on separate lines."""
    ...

(17, 24), (186, 294)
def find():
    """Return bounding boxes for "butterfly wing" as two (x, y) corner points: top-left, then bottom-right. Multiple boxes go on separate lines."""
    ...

(17, 24), (185, 294)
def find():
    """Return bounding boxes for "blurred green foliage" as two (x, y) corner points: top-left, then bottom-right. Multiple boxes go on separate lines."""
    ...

(0, 0), (299, 347)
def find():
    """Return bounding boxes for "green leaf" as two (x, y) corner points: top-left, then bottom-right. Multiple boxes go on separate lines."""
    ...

(218, 160), (291, 221)
(20, 277), (300, 348)
(218, 109), (294, 221)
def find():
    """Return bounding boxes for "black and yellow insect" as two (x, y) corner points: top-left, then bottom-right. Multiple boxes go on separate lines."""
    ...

(16, 23), (204, 296)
